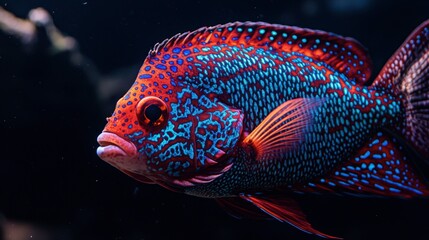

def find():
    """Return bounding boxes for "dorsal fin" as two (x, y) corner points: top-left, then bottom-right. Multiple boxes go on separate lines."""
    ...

(149, 21), (372, 84)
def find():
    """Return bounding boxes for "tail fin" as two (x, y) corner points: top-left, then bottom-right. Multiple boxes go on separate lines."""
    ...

(372, 20), (429, 158)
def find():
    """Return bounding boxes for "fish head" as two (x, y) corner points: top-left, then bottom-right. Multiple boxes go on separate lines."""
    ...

(97, 55), (244, 191)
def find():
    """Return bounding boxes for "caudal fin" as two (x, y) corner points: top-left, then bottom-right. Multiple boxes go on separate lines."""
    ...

(372, 20), (429, 159)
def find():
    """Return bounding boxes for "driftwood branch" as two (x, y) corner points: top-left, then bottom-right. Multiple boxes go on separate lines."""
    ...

(0, 7), (76, 52)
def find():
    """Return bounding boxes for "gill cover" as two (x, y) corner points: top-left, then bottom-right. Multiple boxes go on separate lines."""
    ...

(135, 88), (244, 187)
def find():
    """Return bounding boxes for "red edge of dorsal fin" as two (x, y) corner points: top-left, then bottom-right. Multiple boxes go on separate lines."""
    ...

(240, 194), (342, 239)
(243, 98), (323, 161)
(148, 21), (372, 84)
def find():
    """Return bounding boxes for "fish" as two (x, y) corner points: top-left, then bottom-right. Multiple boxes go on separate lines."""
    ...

(96, 20), (429, 238)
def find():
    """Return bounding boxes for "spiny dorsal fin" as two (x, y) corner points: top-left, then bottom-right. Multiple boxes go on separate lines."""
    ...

(149, 22), (372, 84)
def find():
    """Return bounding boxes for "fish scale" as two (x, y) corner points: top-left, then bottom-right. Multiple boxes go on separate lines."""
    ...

(97, 21), (429, 239)
(167, 43), (399, 195)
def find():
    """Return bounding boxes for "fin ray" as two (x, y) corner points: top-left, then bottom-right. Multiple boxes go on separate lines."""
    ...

(149, 22), (372, 83)
(293, 131), (429, 197)
(372, 20), (429, 158)
(243, 98), (322, 161)
(215, 197), (271, 220)
(240, 194), (341, 239)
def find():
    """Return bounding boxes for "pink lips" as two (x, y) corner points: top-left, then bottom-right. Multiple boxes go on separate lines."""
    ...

(97, 132), (137, 162)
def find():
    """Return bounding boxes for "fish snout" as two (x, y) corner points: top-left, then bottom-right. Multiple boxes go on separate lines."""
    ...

(97, 132), (138, 163)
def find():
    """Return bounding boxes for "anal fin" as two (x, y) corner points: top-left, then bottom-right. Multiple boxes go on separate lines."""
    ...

(293, 131), (429, 197)
(215, 197), (271, 220)
(240, 194), (341, 239)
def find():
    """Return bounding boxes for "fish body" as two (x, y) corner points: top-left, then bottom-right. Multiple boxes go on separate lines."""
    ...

(178, 49), (399, 198)
(97, 21), (429, 238)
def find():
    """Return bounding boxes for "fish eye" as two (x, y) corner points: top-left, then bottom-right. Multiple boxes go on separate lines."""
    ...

(145, 104), (162, 122)
(136, 96), (168, 129)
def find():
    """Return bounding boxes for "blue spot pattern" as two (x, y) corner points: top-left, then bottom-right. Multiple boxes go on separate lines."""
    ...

(295, 132), (428, 197)
(127, 86), (242, 180)
(170, 43), (401, 187)
(107, 22), (421, 197)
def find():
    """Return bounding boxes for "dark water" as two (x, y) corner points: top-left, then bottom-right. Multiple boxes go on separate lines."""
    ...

(1, 0), (428, 239)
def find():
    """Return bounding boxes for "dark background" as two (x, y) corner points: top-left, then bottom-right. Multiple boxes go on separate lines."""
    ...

(1, 0), (428, 239)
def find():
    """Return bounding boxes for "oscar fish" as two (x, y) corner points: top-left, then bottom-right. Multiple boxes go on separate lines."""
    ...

(96, 20), (429, 238)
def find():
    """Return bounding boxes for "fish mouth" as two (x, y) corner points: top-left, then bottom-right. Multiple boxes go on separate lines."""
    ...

(97, 132), (137, 162)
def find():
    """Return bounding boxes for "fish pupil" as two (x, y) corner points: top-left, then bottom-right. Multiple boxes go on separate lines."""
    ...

(145, 104), (162, 122)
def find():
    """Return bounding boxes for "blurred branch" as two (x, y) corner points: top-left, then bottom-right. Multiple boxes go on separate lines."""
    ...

(28, 7), (77, 53)
(0, 7), (36, 44)
(0, 6), (133, 118)
(0, 7), (77, 53)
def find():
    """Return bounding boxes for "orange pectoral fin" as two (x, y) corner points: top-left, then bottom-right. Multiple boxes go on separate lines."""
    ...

(242, 98), (324, 161)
